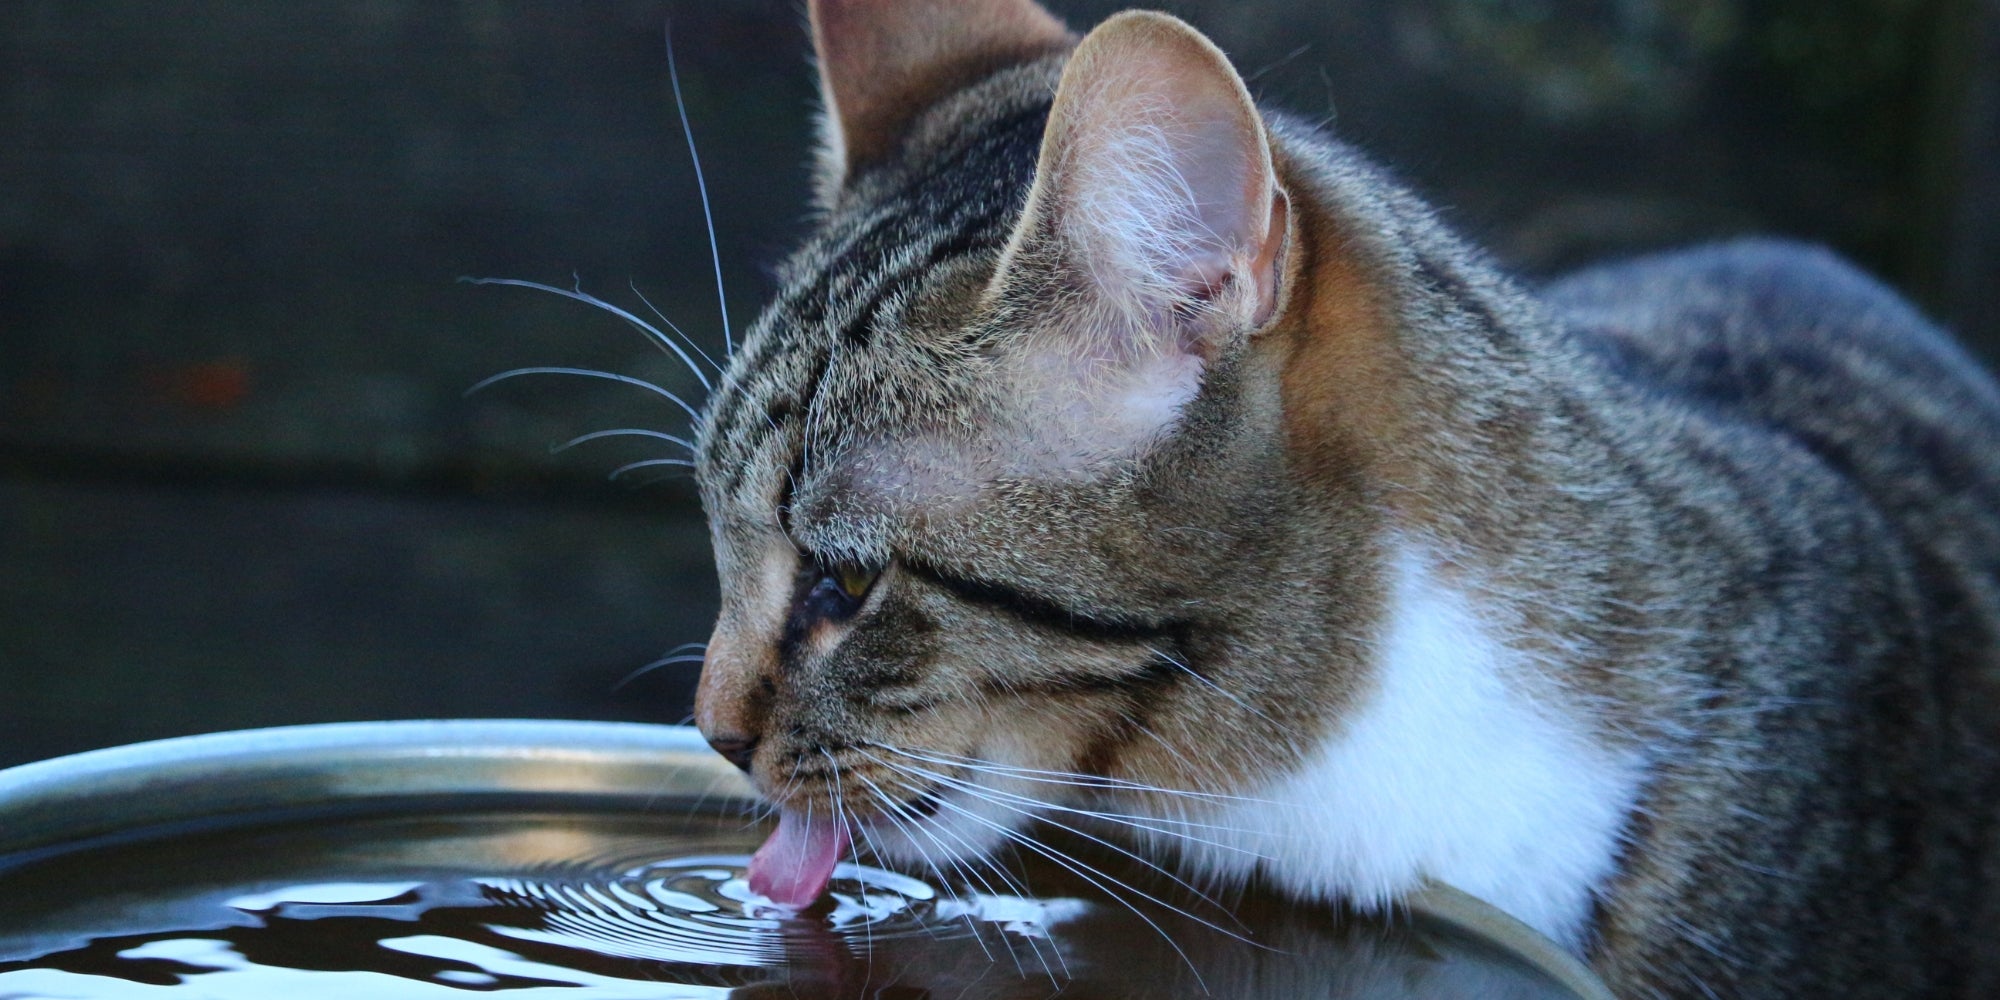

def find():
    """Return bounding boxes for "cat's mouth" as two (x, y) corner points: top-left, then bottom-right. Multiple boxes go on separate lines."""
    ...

(746, 807), (851, 908)
(747, 760), (1023, 909)
(746, 788), (947, 909)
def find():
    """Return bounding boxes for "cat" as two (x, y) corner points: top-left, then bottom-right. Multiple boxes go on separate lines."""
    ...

(685, 1), (2000, 996)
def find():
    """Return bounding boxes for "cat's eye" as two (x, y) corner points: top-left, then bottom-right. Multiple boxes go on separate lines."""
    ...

(832, 562), (878, 601)
(794, 557), (883, 625)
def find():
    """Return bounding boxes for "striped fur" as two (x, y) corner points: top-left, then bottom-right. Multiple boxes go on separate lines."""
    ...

(691, 4), (2000, 997)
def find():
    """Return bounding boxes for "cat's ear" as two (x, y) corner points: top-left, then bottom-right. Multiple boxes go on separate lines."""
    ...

(994, 10), (1288, 350)
(808, 0), (1072, 204)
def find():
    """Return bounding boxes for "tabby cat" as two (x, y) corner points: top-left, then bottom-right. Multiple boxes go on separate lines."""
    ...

(687, 1), (2000, 996)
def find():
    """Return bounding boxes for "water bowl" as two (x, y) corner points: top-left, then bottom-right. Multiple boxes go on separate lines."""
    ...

(0, 720), (1613, 998)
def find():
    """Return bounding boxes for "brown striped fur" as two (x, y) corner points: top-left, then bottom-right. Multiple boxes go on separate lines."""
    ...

(690, 4), (2000, 996)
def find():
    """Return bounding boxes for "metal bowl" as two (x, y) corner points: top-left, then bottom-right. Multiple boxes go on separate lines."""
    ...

(0, 720), (1613, 999)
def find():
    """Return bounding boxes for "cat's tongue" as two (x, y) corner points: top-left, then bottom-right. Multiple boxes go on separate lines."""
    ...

(747, 809), (850, 909)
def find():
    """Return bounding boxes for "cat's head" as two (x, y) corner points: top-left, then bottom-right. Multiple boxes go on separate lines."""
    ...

(693, 0), (1385, 884)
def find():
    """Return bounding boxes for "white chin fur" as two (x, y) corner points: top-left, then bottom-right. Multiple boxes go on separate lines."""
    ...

(1162, 542), (1643, 952)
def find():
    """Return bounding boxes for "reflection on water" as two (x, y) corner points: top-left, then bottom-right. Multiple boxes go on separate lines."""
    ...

(0, 811), (1580, 999)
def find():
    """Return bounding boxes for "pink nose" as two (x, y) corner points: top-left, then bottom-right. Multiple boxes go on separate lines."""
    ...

(694, 631), (768, 775)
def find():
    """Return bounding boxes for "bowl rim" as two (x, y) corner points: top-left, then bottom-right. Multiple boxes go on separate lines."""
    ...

(0, 719), (1612, 1000)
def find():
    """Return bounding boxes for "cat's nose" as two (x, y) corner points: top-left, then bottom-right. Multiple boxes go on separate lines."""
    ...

(704, 732), (760, 773)
(695, 629), (771, 776)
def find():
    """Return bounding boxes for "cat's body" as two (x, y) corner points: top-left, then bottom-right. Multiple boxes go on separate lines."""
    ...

(689, 2), (2000, 996)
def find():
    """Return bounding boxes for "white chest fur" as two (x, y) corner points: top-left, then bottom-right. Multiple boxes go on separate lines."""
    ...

(1170, 545), (1642, 951)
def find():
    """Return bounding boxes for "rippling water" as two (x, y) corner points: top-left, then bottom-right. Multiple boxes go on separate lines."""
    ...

(0, 809), (1582, 999)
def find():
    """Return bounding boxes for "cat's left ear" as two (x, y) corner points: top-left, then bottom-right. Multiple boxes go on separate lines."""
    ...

(809, 0), (1073, 207)
(992, 10), (1289, 354)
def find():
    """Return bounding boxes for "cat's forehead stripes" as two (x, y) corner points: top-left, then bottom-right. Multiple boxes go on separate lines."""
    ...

(697, 93), (1051, 517)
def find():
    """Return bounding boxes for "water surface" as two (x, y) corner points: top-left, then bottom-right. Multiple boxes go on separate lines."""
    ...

(0, 808), (1578, 998)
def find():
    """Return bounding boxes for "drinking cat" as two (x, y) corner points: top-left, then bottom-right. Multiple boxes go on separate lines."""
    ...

(683, 1), (2000, 996)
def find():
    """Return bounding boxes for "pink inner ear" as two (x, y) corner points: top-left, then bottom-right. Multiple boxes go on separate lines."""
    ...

(963, 12), (1283, 476)
(1036, 22), (1277, 336)
(1173, 112), (1264, 251)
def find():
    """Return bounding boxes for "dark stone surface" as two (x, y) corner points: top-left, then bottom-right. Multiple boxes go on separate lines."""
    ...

(1, 0), (1992, 767)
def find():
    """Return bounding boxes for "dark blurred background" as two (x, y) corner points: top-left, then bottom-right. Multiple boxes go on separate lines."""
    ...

(3, 0), (1995, 768)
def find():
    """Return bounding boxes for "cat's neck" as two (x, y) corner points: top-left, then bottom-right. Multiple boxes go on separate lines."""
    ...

(1148, 127), (1674, 945)
(1272, 120), (1681, 695)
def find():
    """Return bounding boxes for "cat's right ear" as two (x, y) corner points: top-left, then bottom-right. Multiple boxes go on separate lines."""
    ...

(808, 0), (1072, 207)
(990, 11), (1290, 357)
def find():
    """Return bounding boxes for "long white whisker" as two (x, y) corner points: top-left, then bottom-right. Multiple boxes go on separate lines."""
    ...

(845, 813), (927, 938)
(872, 755), (1263, 948)
(863, 748), (1258, 848)
(664, 23), (732, 356)
(855, 772), (1003, 962)
(612, 653), (707, 691)
(853, 773), (996, 962)
(464, 366), (701, 424)
(921, 768), (1268, 855)
(1147, 645), (1280, 726)
(820, 747), (872, 972)
(552, 427), (695, 455)
(629, 278), (721, 372)
(876, 743), (1282, 807)
(608, 457), (697, 480)
(860, 764), (1064, 984)
(879, 756), (1256, 923)
(921, 792), (1214, 992)
(460, 276), (712, 392)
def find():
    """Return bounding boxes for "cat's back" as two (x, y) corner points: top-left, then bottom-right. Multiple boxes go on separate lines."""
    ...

(1543, 240), (2000, 996)
(1547, 239), (2000, 565)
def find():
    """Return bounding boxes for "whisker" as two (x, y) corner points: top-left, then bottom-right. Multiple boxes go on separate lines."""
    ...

(975, 850), (1069, 987)
(629, 278), (722, 372)
(951, 779), (1265, 854)
(846, 814), (921, 933)
(866, 772), (1064, 984)
(868, 777), (1051, 972)
(876, 754), (1257, 922)
(865, 748), (1261, 850)
(464, 366), (701, 424)
(629, 469), (695, 488)
(552, 427), (695, 455)
(460, 276), (712, 392)
(608, 457), (697, 480)
(664, 23), (732, 356)
(920, 790), (1215, 991)
(1147, 645), (1280, 726)
(820, 748), (863, 954)
(856, 773), (1003, 960)
(612, 653), (707, 691)
(875, 743), (1282, 807)
(853, 773), (996, 961)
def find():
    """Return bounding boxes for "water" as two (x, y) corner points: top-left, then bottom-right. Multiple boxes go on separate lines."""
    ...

(0, 808), (1582, 998)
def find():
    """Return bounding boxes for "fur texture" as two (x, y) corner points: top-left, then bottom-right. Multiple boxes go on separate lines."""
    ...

(691, 4), (2000, 997)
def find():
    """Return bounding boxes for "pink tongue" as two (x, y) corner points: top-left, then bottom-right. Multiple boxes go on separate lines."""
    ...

(747, 810), (850, 909)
